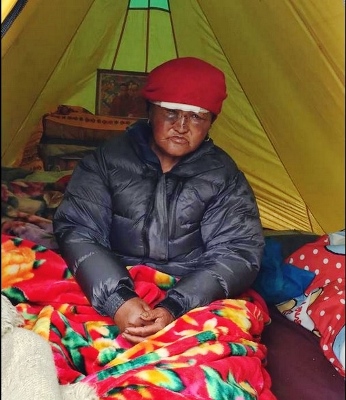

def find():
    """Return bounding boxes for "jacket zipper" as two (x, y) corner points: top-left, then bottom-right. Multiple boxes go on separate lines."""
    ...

(141, 176), (158, 259)
(170, 179), (184, 238)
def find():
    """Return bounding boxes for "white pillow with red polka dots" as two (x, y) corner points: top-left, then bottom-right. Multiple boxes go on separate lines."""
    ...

(276, 230), (345, 377)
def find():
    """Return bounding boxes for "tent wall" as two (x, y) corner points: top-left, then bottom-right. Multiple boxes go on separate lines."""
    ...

(202, 0), (345, 235)
(1, 0), (345, 234)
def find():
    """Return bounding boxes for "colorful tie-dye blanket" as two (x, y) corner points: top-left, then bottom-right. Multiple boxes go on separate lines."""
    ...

(1, 234), (276, 399)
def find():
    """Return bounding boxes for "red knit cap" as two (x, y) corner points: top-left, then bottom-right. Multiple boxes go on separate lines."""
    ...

(142, 57), (227, 115)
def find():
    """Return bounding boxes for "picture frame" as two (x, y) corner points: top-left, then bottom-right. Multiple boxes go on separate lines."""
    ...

(95, 69), (148, 118)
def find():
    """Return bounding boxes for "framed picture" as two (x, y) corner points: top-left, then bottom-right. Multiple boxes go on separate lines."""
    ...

(96, 69), (148, 118)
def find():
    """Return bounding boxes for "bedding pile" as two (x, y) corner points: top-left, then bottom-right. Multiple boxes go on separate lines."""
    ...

(1, 234), (276, 399)
(1, 176), (69, 250)
(279, 230), (345, 377)
(254, 230), (345, 377)
(1, 295), (97, 400)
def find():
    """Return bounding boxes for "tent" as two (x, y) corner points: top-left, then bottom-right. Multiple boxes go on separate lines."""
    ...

(1, 0), (345, 235)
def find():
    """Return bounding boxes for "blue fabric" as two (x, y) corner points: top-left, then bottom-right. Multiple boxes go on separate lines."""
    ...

(252, 237), (316, 305)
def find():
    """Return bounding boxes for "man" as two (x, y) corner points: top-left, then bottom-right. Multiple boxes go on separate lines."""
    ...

(53, 57), (264, 344)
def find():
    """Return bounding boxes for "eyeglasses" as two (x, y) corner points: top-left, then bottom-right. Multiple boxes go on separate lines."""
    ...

(155, 106), (212, 127)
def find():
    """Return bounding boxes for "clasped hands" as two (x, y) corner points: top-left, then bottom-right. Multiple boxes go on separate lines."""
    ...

(113, 297), (174, 344)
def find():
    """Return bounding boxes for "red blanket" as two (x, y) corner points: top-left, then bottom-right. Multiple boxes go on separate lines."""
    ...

(1, 234), (276, 399)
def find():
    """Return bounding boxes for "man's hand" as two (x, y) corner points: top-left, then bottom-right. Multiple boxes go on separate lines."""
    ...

(113, 297), (152, 334)
(121, 307), (174, 344)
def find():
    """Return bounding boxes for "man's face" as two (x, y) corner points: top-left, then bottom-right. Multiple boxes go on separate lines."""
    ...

(149, 104), (213, 159)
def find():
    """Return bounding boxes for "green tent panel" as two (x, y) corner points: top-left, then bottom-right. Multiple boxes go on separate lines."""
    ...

(2, 0), (345, 234)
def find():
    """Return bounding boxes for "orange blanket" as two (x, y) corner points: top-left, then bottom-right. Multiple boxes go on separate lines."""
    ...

(1, 234), (276, 399)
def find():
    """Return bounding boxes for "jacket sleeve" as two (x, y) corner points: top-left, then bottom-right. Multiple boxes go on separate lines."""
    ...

(53, 150), (138, 319)
(156, 170), (264, 319)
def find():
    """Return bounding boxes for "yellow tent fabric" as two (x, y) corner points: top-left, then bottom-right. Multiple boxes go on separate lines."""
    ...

(1, 0), (16, 23)
(1, 0), (345, 235)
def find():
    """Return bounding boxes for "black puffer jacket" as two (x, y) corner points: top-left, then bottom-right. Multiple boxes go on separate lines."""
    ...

(53, 121), (264, 319)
